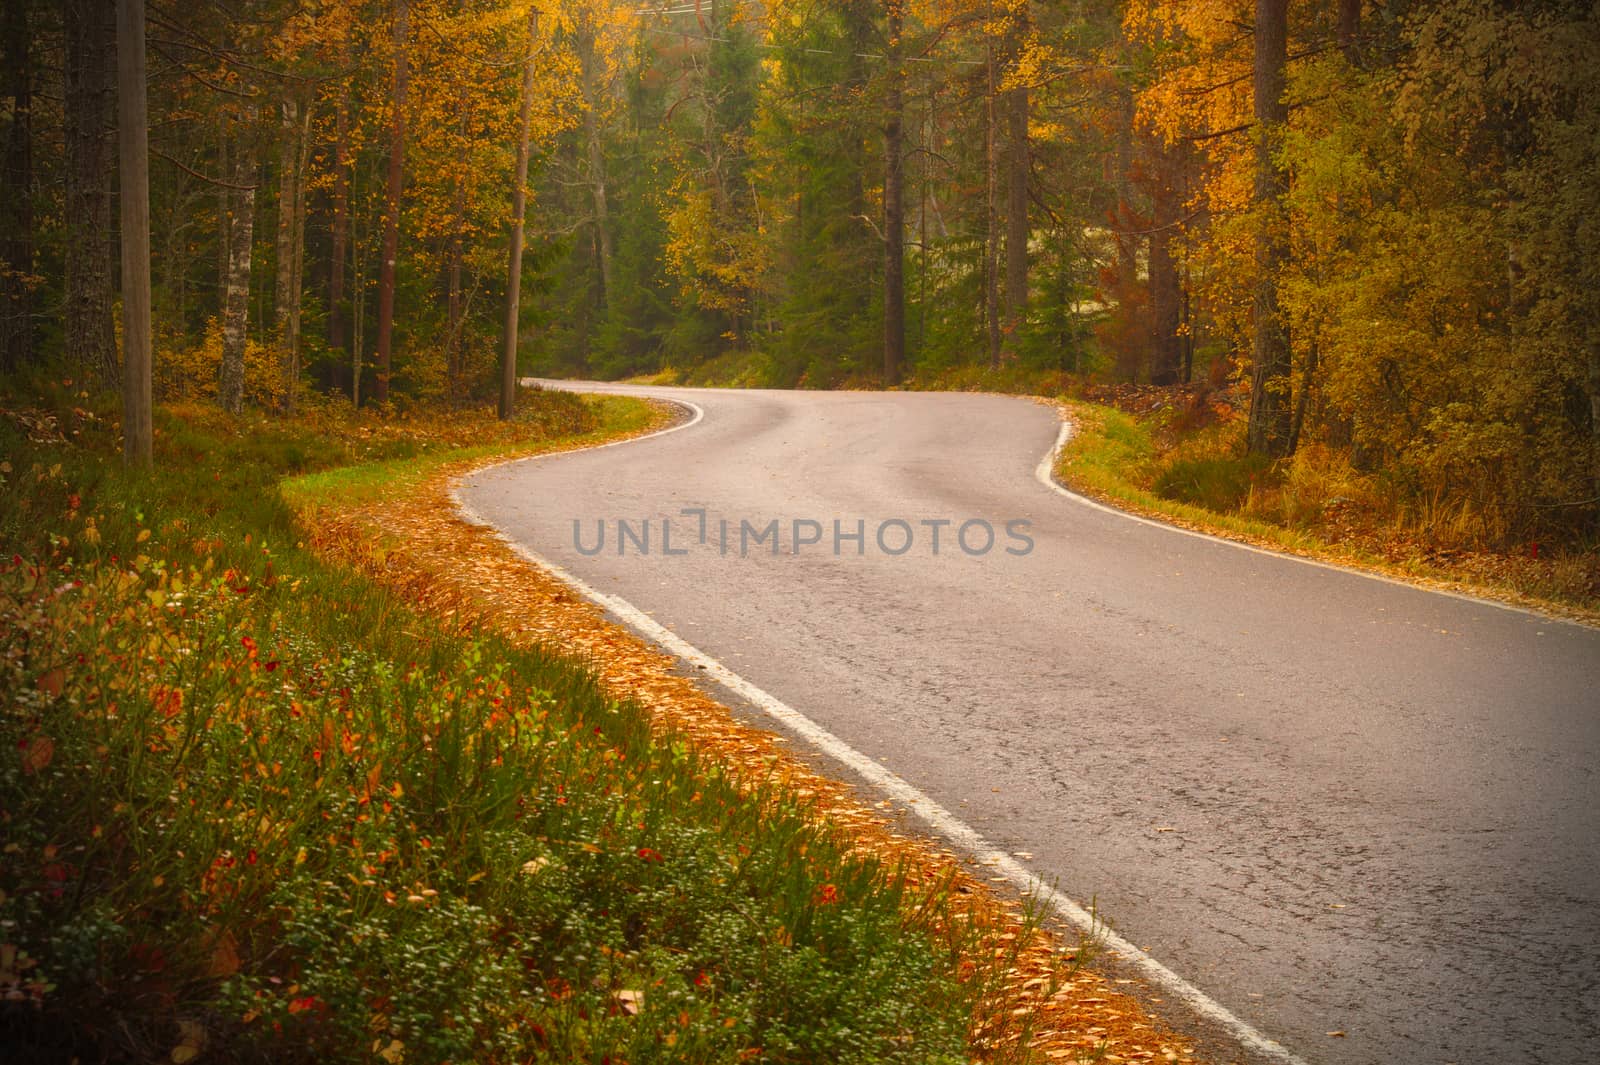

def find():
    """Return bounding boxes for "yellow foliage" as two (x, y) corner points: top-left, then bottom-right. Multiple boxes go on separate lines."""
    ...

(157, 321), (291, 411)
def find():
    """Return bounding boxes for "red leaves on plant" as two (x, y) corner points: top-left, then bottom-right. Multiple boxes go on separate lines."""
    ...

(816, 883), (839, 906)
(19, 735), (54, 774)
(153, 686), (183, 718)
(35, 669), (64, 698)
(635, 847), (663, 863)
(286, 995), (322, 1015)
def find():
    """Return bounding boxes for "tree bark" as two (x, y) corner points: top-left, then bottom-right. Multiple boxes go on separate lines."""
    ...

(983, 10), (1001, 369)
(218, 113), (257, 415)
(1589, 342), (1600, 515)
(1338, 0), (1361, 64)
(328, 87), (350, 353)
(375, 0), (408, 405)
(1246, 0), (1293, 456)
(273, 97), (301, 410)
(287, 100), (311, 413)
(882, 0), (905, 385)
(64, 0), (117, 386)
(501, 6), (538, 421)
(1, 0), (34, 371)
(1003, 7), (1030, 351)
(580, 31), (613, 306)
(116, 0), (151, 465)
(1148, 142), (1183, 385)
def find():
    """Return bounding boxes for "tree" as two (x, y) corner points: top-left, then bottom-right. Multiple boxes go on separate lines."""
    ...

(502, 3), (539, 420)
(64, 0), (118, 385)
(116, 0), (151, 465)
(883, 0), (906, 384)
(218, 108), (257, 416)
(1002, 0), (1030, 355)
(1245, 0), (1291, 456)
(0, 0), (34, 372)
(374, 0), (409, 405)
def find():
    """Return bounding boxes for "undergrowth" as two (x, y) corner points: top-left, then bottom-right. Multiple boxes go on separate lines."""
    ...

(0, 382), (1042, 1063)
(1059, 400), (1600, 614)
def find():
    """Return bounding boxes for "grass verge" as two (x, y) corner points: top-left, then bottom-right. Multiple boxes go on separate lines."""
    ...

(0, 385), (1058, 1064)
(1056, 399), (1600, 622)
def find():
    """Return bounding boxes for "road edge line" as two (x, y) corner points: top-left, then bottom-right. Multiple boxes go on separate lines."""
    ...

(450, 402), (1310, 1065)
(1036, 413), (1594, 629)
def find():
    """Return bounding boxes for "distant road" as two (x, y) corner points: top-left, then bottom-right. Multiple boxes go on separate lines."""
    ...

(459, 382), (1600, 1065)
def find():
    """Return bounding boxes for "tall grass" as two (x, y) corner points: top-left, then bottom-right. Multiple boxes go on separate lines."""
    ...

(0, 387), (1022, 1063)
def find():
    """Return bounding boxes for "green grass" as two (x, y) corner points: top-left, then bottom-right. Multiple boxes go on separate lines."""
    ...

(1056, 401), (1600, 617)
(0, 385), (1025, 1064)
(1055, 403), (1322, 552)
(284, 393), (659, 511)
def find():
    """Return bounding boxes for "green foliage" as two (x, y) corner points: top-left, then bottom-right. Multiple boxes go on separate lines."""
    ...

(1275, 9), (1599, 544)
(0, 392), (1000, 1064)
(1154, 453), (1276, 514)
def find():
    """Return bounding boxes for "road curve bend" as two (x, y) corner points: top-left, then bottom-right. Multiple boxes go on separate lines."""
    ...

(458, 382), (1600, 1065)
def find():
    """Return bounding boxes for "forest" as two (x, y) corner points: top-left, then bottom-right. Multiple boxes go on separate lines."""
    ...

(3, 3), (1600, 1061)
(2, 0), (1598, 543)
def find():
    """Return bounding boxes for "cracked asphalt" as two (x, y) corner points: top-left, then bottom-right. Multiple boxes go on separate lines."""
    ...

(459, 383), (1600, 1065)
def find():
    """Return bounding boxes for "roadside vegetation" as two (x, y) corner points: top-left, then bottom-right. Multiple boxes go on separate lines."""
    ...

(1055, 389), (1600, 618)
(0, 382), (1048, 1064)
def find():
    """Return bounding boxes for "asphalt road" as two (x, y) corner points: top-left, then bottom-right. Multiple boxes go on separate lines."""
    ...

(459, 383), (1600, 1065)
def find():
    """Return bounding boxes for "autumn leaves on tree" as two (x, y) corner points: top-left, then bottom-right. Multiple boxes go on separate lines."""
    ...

(4, 0), (1598, 533)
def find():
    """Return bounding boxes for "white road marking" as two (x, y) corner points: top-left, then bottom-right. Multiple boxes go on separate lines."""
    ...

(452, 393), (1309, 1065)
(1034, 416), (1592, 629)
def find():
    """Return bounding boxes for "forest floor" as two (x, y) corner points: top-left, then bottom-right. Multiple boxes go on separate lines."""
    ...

(0, 379), (1205, 1064)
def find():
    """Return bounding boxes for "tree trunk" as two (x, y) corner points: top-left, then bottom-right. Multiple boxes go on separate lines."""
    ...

(116, 0), (150, 465)
(287, 101), (311, 413)
(1148, 142), (1183, 385)
(274, 100), (296, 352)
(272, 98), (302, 410)
(581, 43), (613, 306)
(1113, 84), (1135, 297)
(1338, 0), (1361, 64)
(500, 6), (538, 421)
(1, 0), (33, 371)
(328, 88), (350, 353)
(375, 0), (408, 405)
(218, 114), (257, 415)
(1246, 0), (1293, 456)
(352, 208), (365, 408)
(1289, 332), (1318, 453)
(1003, 9), (1030, 351)
(64, 0), (117, 386)
(446, 226), (463, 395)
(983, 14), (1001, 369)
(1589, 342), (1600, 516)
(882, 0), (905, 385)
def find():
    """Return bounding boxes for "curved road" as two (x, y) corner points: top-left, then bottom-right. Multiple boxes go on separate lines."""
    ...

(459, 383), (1600, 1065)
